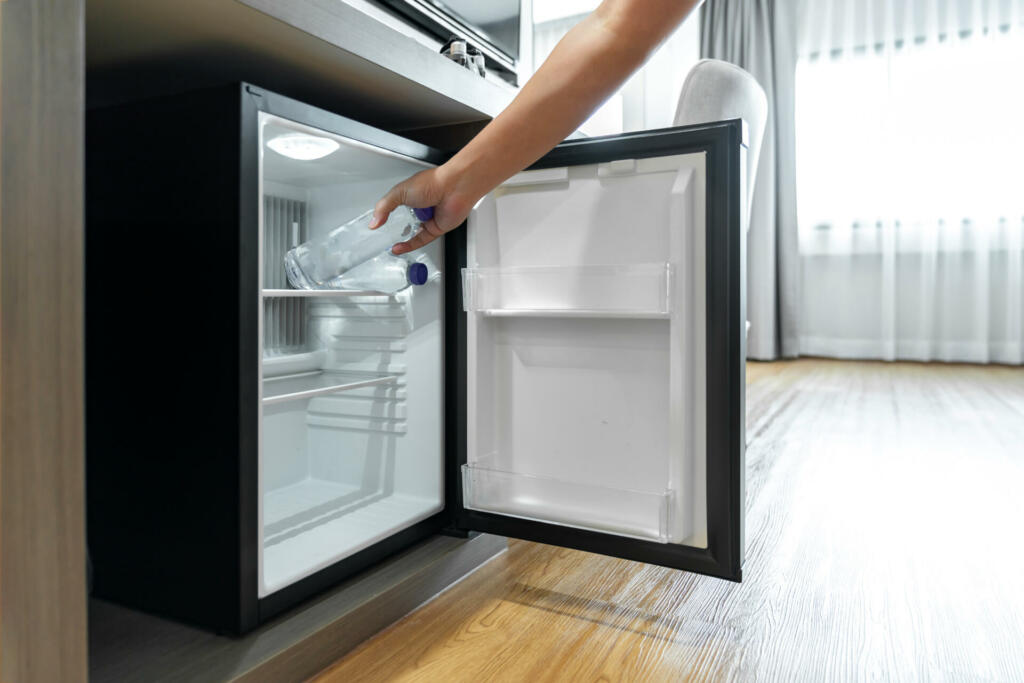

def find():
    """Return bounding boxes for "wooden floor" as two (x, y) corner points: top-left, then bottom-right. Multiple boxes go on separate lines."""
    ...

(313, 360), (1024, 682)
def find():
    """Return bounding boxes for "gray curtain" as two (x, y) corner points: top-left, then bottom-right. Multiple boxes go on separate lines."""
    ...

(701, 0), (801, 359)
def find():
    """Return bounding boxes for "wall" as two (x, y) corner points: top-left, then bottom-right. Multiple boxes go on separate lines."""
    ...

(1, 0), (88, 681)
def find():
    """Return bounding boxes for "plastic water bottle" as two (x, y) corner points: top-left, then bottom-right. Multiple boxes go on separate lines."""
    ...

(284, 206), (433, 289)
(327, 250), (429, 294)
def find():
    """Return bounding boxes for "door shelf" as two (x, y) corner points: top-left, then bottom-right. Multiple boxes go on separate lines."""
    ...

(461, 264), (672, 318)
(262, 371), (398, 405)
(461, 463), (673, 543)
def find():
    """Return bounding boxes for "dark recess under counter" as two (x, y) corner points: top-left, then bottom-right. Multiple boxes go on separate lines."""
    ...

(89, 533), (507, 683)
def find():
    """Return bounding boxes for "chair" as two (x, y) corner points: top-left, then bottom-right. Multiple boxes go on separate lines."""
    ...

(673, 59), (767, 340)
(673, 58), (768, 233)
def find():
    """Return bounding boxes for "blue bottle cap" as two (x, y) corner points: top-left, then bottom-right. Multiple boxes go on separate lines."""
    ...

(407, 262), (429, 286)
(412, 206), (435, 222)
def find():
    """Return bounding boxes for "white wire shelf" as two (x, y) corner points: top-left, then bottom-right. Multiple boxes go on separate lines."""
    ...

(262, 371), (398, 405)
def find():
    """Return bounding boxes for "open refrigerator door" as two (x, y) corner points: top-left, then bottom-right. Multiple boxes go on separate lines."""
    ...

(461, 152), (709, 548)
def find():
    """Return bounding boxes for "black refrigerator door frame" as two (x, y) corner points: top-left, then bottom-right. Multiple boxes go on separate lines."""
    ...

(242, 84), (745, 627)
(239, 85), (456, 624)
(445, 121), (748, 582)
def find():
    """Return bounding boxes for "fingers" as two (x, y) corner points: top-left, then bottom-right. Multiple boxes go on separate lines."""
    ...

(391, 218), (446, 255)
(370, 169), (437, 229)
(371, 175), (419, 229)
(369, 186), (404, 230)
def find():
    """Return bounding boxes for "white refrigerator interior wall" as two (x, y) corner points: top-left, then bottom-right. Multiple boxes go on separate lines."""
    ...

(259, 114), (444, 596)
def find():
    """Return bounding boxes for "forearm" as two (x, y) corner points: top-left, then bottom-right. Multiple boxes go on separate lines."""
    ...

(440, 0), (700, 200)
(372, 0), (700, 253)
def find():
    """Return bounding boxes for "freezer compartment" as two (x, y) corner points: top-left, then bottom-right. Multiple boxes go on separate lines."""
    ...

(462, 463), (674, 542)
(461, 263), (672, 318)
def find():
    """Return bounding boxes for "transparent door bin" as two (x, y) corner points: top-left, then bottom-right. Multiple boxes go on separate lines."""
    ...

(461, 263), (672, 318)
(461, 463), (674, 543)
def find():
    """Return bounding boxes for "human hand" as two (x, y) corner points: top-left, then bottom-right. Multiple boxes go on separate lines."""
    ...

(369, 166), (477, 255)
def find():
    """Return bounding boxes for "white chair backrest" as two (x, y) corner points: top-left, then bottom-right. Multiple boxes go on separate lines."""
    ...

(673, 59), (768, 229)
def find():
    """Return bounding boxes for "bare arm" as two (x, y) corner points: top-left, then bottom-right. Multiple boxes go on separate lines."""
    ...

(371, 0), (702, 254)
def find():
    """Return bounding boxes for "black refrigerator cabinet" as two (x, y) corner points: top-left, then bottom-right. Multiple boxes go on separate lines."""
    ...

(86, 83), (746, 634)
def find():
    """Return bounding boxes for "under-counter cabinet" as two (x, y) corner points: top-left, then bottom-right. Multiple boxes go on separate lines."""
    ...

(86, 84), (746, 634)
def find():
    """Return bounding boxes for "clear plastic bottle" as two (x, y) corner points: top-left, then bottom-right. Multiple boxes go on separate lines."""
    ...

(327, 250), (429, 294)
(472, 52), (486, 77)
(284, 205), (433, 290)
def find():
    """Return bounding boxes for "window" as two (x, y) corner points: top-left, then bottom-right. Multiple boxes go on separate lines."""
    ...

(796, 27), (1024, 250)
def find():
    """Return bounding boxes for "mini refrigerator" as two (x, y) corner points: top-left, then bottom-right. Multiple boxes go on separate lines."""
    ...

(86, 84), (747, 634)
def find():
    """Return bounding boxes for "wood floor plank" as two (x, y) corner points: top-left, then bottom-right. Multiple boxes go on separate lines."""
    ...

(313, 360), (1024, 682)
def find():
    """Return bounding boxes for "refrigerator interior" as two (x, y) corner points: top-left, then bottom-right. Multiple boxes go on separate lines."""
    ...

(258, 113), (444, 597)
(462, 154), (709, 548)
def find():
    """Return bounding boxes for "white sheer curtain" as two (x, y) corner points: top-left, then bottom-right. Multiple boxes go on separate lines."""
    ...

(795, 0), (1024, 364)
(532, 6), (701, 136)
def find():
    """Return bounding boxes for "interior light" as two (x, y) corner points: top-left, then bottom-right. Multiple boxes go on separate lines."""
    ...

(267, 133), (340, 161)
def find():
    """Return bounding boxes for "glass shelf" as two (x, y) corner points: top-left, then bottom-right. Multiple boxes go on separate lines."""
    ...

(262, 371), (398, 405)
(461, 463), (673, 543)
(461, 263), (672, 318)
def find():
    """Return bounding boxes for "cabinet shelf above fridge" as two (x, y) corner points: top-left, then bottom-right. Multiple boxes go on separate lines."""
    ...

(86, 0), (516, 132)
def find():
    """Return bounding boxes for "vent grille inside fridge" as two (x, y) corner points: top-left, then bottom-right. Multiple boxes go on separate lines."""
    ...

(264, 196), (308, 355)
